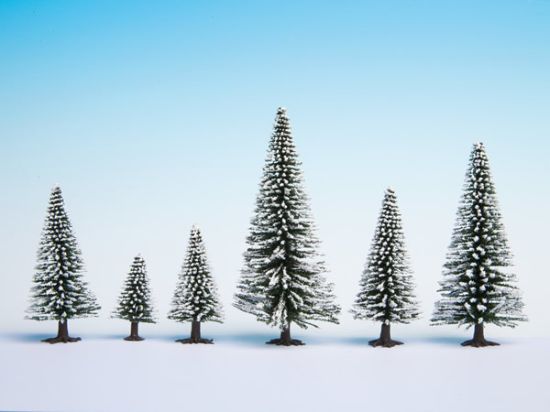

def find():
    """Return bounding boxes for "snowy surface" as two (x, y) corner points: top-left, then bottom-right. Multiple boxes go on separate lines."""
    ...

(0, 333), (548, 412)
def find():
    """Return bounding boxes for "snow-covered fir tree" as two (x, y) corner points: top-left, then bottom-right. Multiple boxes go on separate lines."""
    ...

(351, 188), (419, 347)
(112, 255), (155, 341)
(432, 143), (526, 347)
(168, 226), (222, 344)
(27, 186), (100, 343)
(234, 107), (340, 346)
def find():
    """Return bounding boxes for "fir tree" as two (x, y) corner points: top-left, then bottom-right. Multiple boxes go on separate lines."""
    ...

(112, 255), (155, 341)
(234, 107), (340, 346)
(27, 186), (100, 343)
(351, 188), (419, 347)
(168, 226), (223, 344)
(432, 143), (526, 347)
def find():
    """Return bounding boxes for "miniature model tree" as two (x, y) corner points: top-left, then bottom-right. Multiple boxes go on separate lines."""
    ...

(234, 107), (340, 346)
(112, 255), (155, 341)
(432, 143), (526, 347)
(27, 186), (101, 343)
(351, 188), (419, 347)
(168, 226), (223, 344)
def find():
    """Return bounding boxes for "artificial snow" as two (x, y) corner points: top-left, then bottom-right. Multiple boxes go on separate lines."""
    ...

(0, 335), (547, 412)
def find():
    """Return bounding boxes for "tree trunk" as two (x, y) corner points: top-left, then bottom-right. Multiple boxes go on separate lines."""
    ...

(461, 323), (499, 347)
(42, 319), (81, 344)
(191, 319), (201, 341)
(280, 326), (291, 344)
(175, 318), (213, 344)
(124, 321), (144, 341)
(58, 320), (69, 339)
(266, 323), (304, 346)
(369, 323), (403, 348)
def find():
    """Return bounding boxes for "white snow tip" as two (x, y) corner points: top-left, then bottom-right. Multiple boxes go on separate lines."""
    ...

(474, 142), (485, 149)
(277, 107), (287, 113)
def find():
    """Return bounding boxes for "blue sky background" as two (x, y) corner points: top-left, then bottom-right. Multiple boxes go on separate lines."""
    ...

(1, 0), (549, 339)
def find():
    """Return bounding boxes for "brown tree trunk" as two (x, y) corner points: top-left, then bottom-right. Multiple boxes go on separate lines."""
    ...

(461, 323), (499, 347)
(191, 319), (201, 341)
(176, 318), (213, 344)
(266, 323), (304, 346)
(58, 320), (69, 339)
(280, 326), (291, 343)
(42, 320), (81, 344)
(124, 321), (144, 341)
(369, 323), (403, 348)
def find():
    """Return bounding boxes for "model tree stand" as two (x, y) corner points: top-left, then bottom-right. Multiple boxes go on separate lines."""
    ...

(351, 189), (419, 348)
(168, 226), (223, 344)
(27, 186), (100, 343)
(234, 107), (341, 346)
(432, 143), (526, 347)
(112, 255), (156, 341)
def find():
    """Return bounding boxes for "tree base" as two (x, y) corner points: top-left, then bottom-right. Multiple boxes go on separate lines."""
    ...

(124, 335), (144, 342)
(369, 338), (403, 348)
(175, 338), (214, 344)
(266, 338), (305, 346)
(42, 336), (81, 344)
(461, 339), (500, 347)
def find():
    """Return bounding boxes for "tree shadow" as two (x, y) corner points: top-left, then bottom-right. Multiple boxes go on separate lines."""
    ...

(408, 336), (466, 346)
(1, 332), (54, 343)
(205, 333), (278, 347)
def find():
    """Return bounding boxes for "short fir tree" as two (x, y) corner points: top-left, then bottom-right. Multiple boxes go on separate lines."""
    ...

(112, 255), (155, 341)
(27, 186), (100, 343)
(432, 143), (526, 347)
(351, 188), (419, 347)
(234, 107), (340, 346)
(168, 226), (222, 344)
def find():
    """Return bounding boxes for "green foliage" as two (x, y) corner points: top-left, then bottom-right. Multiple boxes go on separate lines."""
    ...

(168, 226), (223, 323)
(112, 255), (155, 323)
(432, 143), (526, 328)
(234, 107), (340, 330)
(27, 186), (100, 322)
(352, 189), (419, 324)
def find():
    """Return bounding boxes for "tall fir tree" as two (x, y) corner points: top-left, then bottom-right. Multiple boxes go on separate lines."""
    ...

(432, 143), (526, 347)
(351, 188), (419, 347)
(234, 107), (340, 346)
(112, 255), (155, 341)
(168, 226), (223, 344)
(27, 186), (100, 343)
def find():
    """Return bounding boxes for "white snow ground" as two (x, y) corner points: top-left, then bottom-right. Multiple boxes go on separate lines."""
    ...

(0, 333), (548, 412)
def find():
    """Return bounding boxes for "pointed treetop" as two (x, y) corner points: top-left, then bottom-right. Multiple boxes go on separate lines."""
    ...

(50, 185), (63, 198)
(274, 108), (291, 129)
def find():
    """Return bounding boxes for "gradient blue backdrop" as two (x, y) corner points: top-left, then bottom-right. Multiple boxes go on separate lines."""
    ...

(1, 0), (548, 339)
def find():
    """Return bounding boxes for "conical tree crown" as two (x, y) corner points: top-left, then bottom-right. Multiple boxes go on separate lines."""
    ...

(234, 107), (340, 329)
(432, 143), (526, 327)
(168, 226), (223, 323)
(112, 255), (155, 323)
(27, 186), (100, 321)
(351, 189), (419, 324)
